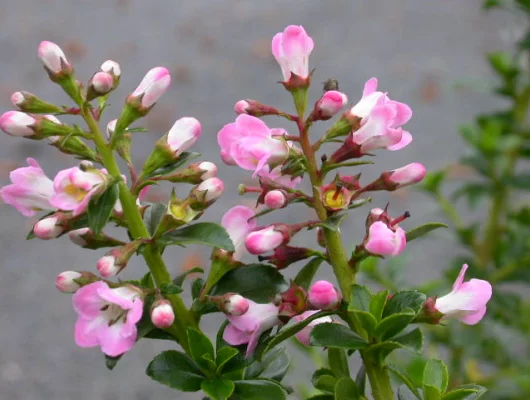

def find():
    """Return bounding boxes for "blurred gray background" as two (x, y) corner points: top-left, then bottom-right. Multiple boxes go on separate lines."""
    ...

(0, 0), (517, 399)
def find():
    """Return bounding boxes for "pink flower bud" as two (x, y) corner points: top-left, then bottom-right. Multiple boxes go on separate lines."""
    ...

(91, 72), (114, 94)
(308, 280), (341, 310)
(131, 67), (171, 108)
(264, 190), (287, 209)
(223, 294), (250, 316)
(34, 216), (63, 240)
(435, 264), (492, 325)
(198, 161), (217, 180)
(68, 227), (90, 247)
(56, 271), (82, 293)
(167, 117), (201, 154)
(388, 163), (426, 188)
(271, 25), (314, 81)
(38, 41), (70, 74)
(293, 310), (333, 346)
(106, 119), (117, 139)
(316, 90), (348, 119)
(234, 100), (250, 114)
(196, 177), (224, 202)
(245, 226), (284, 255)
(0, 111), (36, 137)
(365, 221), (406, 257)
(151, 300), (175, 329)
(101, 60), (121, 77)
(11, 92), (25, 107)
(97, 255), (119, 278)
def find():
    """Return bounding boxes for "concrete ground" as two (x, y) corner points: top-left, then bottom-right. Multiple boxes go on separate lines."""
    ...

(0, 1), (515, 399)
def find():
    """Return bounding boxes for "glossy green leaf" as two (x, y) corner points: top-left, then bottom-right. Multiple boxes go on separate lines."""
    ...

(88, 182), (119, 235)
(310, 323), (368, 350)
(158, 222), (234, 251)
(201, 379), (235, 400)
(146, 350), (205, 391)
(231, 380), (287, 400)
(424, 384), (442, 400)
(316, 213), (347, 232)
(355, 366), (366, 396)
(388, 366), (421, 399)
(370, 290), (389, 322)
(423, 359), (448, 393)
(334, 377), (361, 400)
(105, 354), (122, 370)
(215, 346), (239, 373)
(294, 258), (324, 290)
(405, 222), (447, 242)
(421, 171), (446, 194)
(245, 346), (290, 382)
(314, 374), (338, 393)
(312, 368), (336, 389)
(350, 310), (377, 336)
(159, 282), (183, 295)
(375, 310), (415, 340)
(349, 285), (372, 312)
(442, 386), (487, 400)
(173, 266), (204, 287)
(328, 348), (350, 378)
(394, 328), (424, 353)
(188, 328), (215, 372)
(211, 264), (288, 302)
(383, 291), (426, 318)
(143, 203), (167, 236)
(144, 151), (200, 179)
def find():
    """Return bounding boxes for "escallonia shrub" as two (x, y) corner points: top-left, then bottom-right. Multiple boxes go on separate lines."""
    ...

(0, 25), (492, 400)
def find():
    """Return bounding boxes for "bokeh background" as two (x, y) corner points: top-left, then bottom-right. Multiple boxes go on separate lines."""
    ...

(0, 0), (517, 399)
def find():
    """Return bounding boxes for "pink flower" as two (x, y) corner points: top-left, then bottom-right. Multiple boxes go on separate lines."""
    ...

(293, 310), (333, 346)
(131, 67), (171, 108)
(221, 206), (257, 261)
(167, 117), (201, 155)
(222, 294), (250, 316)
(73, 282), (143, 357)
(90, 72), (114, 95)
(97, 255), (120, 278)
(0, 158), (55, 217)
(308, 280), (341, 310)
(0, 111), (36, 137)
(234, 100), (250, 115)
(217, 115), (289, 175)
(196, 177), (224, 203)
(435, 264), (492, 325)
(151, 300), (175, 329)
(34, 215), (64, 239)
(365, 221), (406, 257)
(223, 300), (280, 358)
(257, 165), (302, 189)
(352, 104), (405, 152)
(387, 163), (426, 188)
(56, 271), (82, 293)
(50, 166), (105, 216)
(38, 41), (70, 74)
(315, 90), (348, 119)
(271, 25), (314, 81)
(264, 190), (287, 209)
(245, 226), (285, 255)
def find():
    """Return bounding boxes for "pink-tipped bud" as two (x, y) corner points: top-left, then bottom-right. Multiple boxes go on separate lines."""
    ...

(34, 216), (64, 240)
(245, 226), (285, 255)
(91, 72), (114, 94)
(308, 280), (341, 310)
(151, 300), (175, 329)
(101, 60), (121, 77)
(314, 90), (348, 120)
(387, 163), (426, 188)
(96, 255), (119, 278)
(11, 92), (25, 107)
(56, 271), (82, 293)
(106, 119), (117, 139)
(0, 111), (36, 137)
(131, 66), (171, 108)
(68, 227), (90, 247)
(264, 190), (287, 209)
(234, 100), (250, 114)
(167, 117), (201, 154)
(196, 177), (224, 203)
(198, 161), (217, 180)
(38, 41), (70, 74)
(223, 294), (250, 316)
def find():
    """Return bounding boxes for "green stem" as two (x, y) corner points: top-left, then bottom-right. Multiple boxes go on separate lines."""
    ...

(362, 353), (395, 400)
(81, 107), (195, 353)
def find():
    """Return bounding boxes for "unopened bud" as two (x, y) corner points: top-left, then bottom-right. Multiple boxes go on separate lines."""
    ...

(308, 280), (341, 310)
(312, 90), (348, 121)
(222, 294), (250, 316)
(55, 271), (82, 293)
(100, 60), (121, 78)
(106, 119), (117, 139)
(198, 161), (217, 180)
(38, 41), (71, 77)
(189, 177), (224, 209)
(245, 226), (285, 255)
(0, 111), (36, 137)
(34, 215), (64, 239)
(130, 66), (171, 109)
(87, 71), (114, 100)
(10, 91), (61, 113)
(233, 99), (280, 117)
(96, 240), (142, 277)
(258, 246), (313, 269)
(386, 163), (426, 188)
(264, 190), (287, 209)
(151, 299), (175, 329)
(68, 228), (125, 249)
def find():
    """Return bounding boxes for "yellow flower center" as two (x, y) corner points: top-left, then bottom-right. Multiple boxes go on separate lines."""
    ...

(323, 190), (345, 209)
(64, 184), (88, 202)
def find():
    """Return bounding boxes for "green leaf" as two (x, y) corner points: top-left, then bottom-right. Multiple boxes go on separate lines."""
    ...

(144, 151), (200, 179)
(388, 366), (421, 399)
(294, 258), (324, 290)
(158, 222), (234, 251)
(159, 282), (183, 295)
(398, 385), (421, 400)
(173, 266), (204, 287)
(442, 387), (486, 400)
(393, 328), (423, 353)
(146, 350), (205, 391)
(355, 366), (366, 396)
(245, 346), (290, 381)
(350, 310), (377, 336)
(349, 285), (372, 312)
(375, 311), (415, 340)
(201, 379), (235, 400)
(487, 51), (516, 77)
(105, 354), (122, 370)
(316, 213), (347, 232)
(424, 385), (442, 400)
(423, 359), (448, 393)
(260, 311), (334, 355)
(334, 377), (361, 400)
(87, 182), (119, 235)
(328, 348), (350, 378)
(231, 380), (287, 400)
(421, 171), (446, 194)
(383, 291), (426, 318)
(211, 264), (288, 303)
(188, 328), (215, 372)
(314, 374), (338, 393)
(310, 323), (368, 350)
(505, 174), (530, 190)
(143, 203), (167, 236)
(370, 290), (389, 322)
(308, 396), (334, 400)
(405, 222), (447, 242)
(215, 346), (240, 374)
(364, 342), (402, 363)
